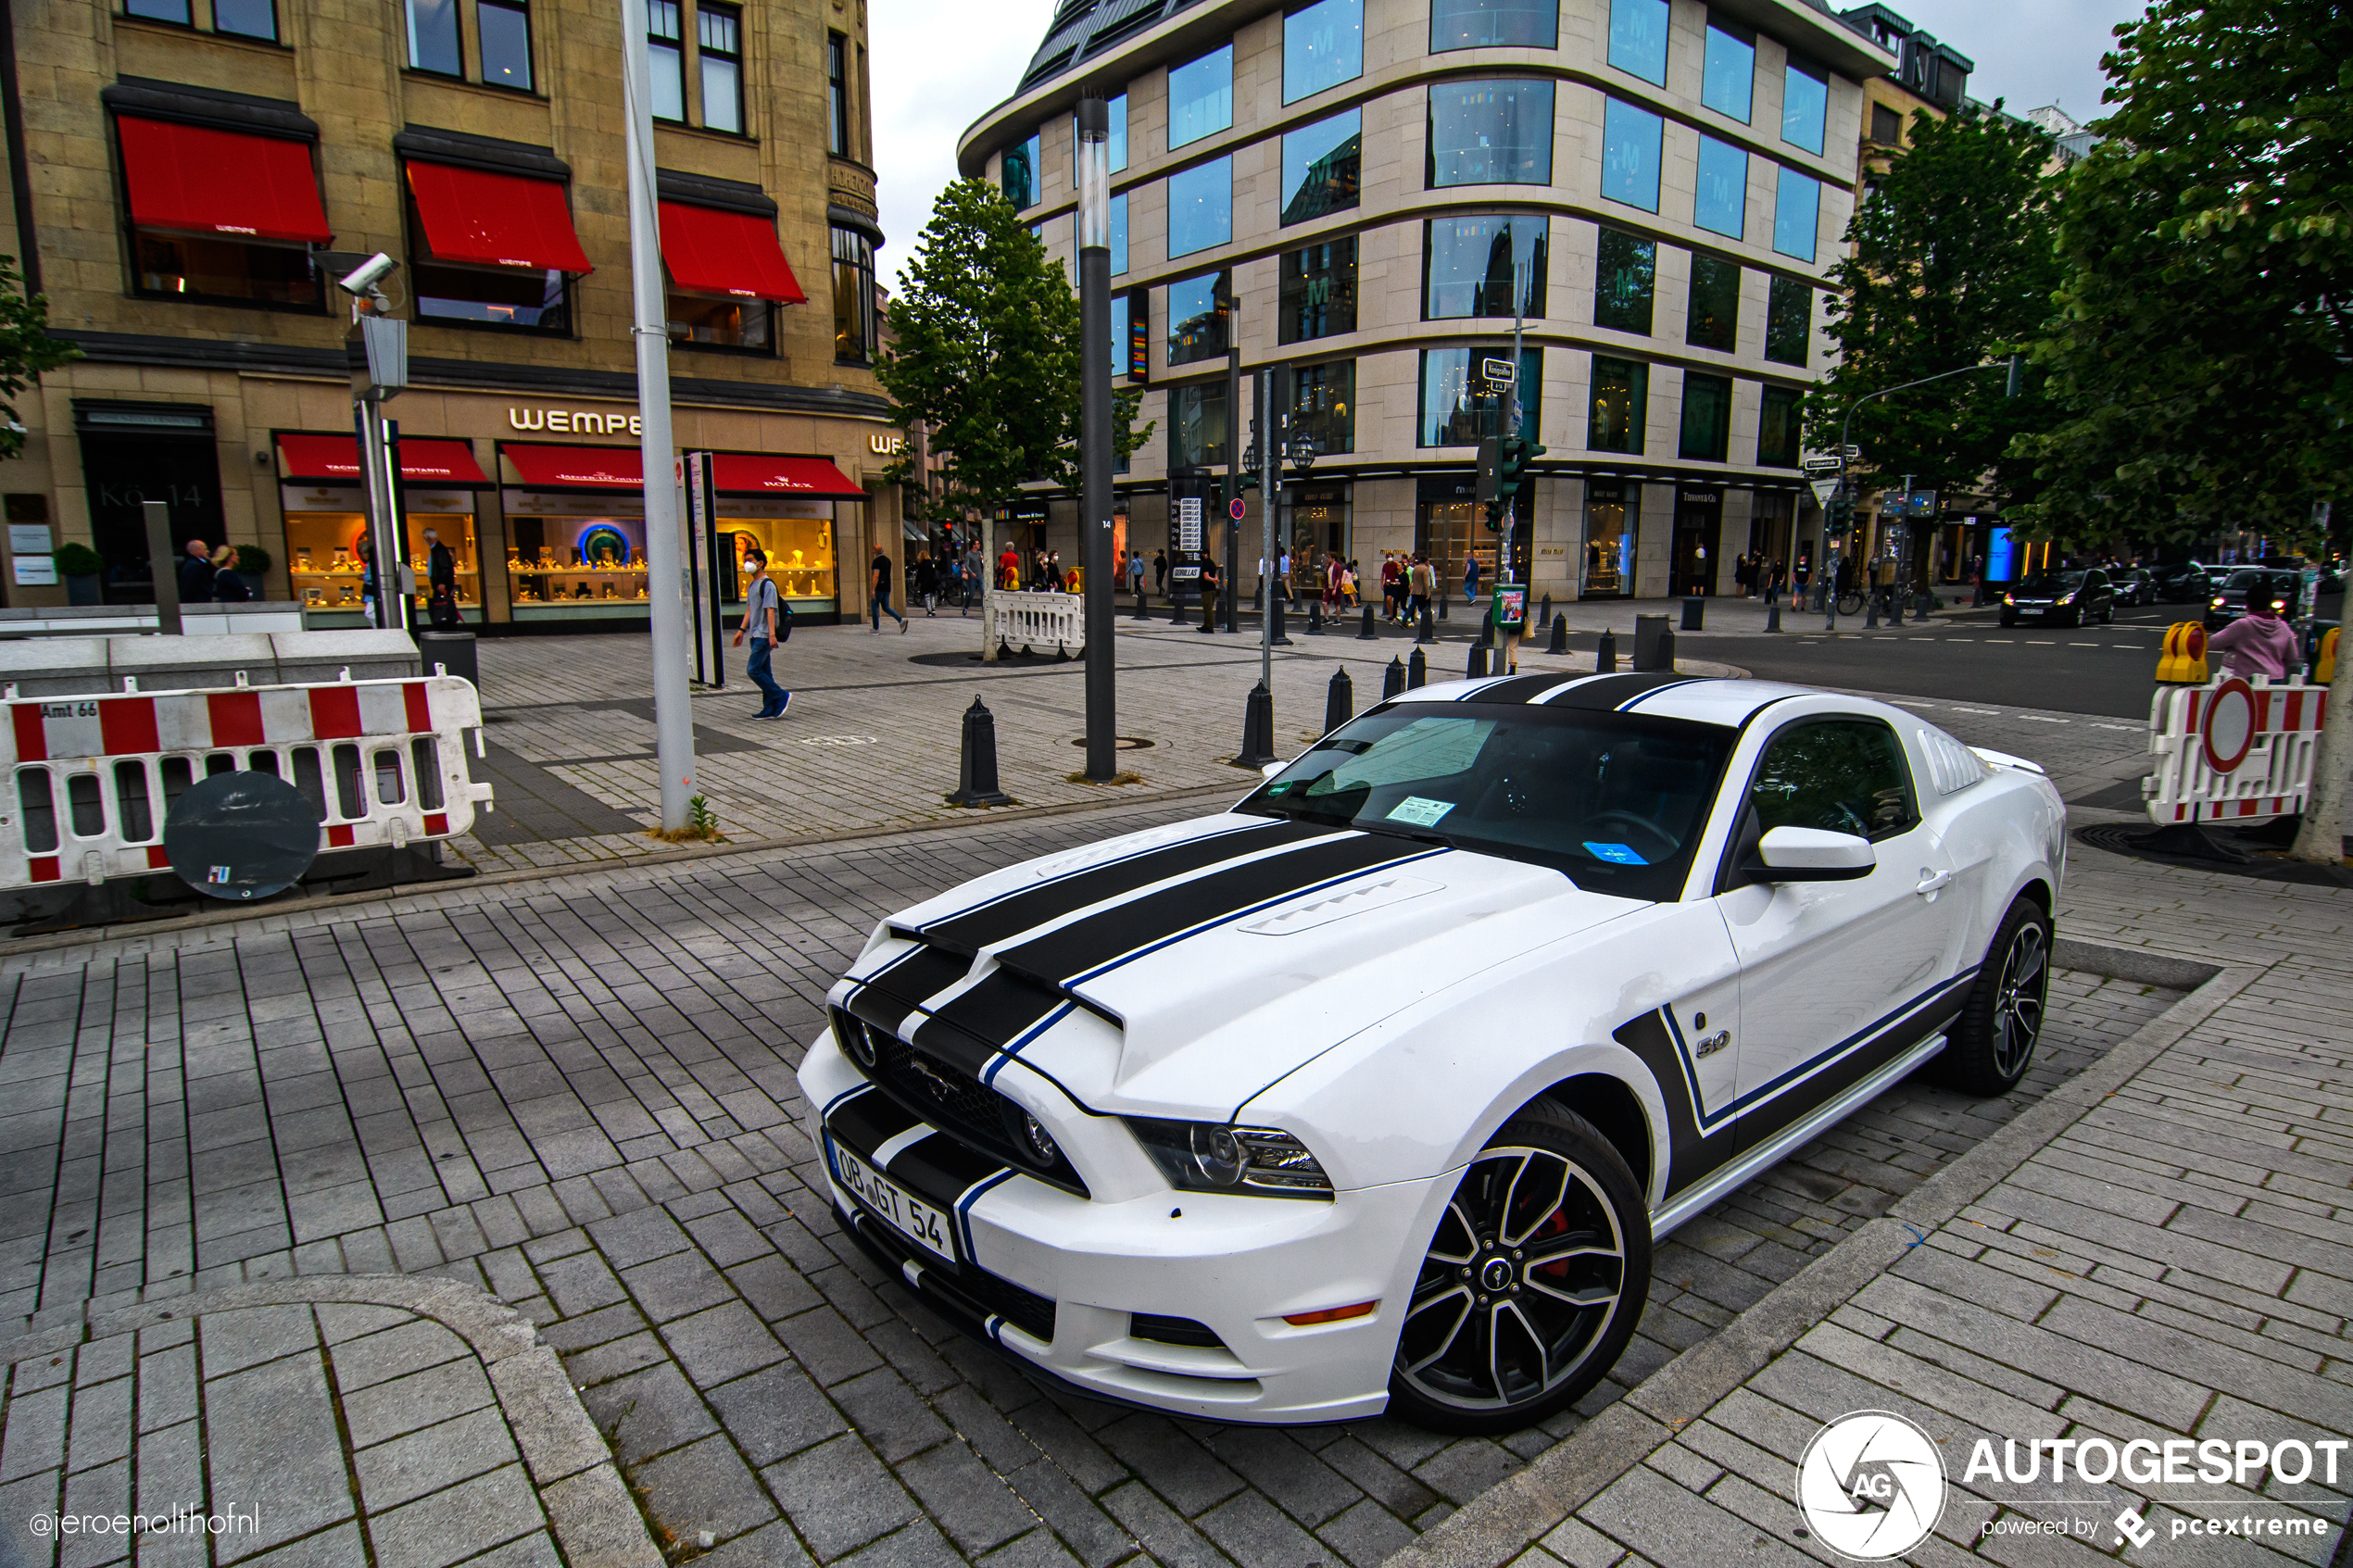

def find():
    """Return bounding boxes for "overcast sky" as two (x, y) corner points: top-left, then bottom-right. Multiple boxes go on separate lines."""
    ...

(868, 0), (2149, 291)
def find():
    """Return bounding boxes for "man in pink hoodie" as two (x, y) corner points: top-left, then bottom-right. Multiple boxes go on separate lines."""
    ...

(2208, 575), (2303, 679)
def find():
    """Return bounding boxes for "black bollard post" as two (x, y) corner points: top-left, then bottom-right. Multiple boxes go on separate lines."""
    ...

(1468, 645), (1489, 679)
(1418, 606), (1435, 644)
(1766, 601), (1782, 633)
(1477, 617), (1493, 648)
(1273, 596), (1291, 646)
(1133, 585), (1149, 621)
(1407, 646), (1428, 688)
(1596, 629), (1617, 673)
(946, 697), (1013, 806)
(1308, 597), (1323, 635)
(1383, 655), (1405, 698)
(1540, 594), (1553, 627)
(1233, 682), (1277, 768)
(1439, 592), (1449, 621)
(1325, 665), (1353, 734)
(1358, 602), (1378, 640)
(1547, 613), (1568, 655)
(1656, 626), (1677, 672)
(1169, 590), (1186, 625)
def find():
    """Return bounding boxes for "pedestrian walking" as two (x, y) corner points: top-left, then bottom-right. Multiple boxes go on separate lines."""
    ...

(1382, 554), (1403, 621)
(1152, 549), (1167, 595)
(999, 542), (1020, 590)
(1046, 552), (1065, 592)
(870, 548), (906, 633)
(1464, 554), (1481, 605)
(2208, 576), (2302, 679)
(731, 547), (791, 718)
(1407, 555), (1433, 623)
(424, 529), (459, 625)
(210, 545), (250, 603)
(1198, 555), (1221, 633)
(178, 537), (217, 605)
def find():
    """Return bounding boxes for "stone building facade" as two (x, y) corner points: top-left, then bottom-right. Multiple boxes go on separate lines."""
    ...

(963, 0), (1890, 605)
(0, 0), (900, 627)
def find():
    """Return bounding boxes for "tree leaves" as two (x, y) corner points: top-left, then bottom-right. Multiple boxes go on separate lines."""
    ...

(0, 255), (79, 463)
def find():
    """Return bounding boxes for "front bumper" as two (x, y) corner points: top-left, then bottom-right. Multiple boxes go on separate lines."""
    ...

(799, 1030), (1441, 1424)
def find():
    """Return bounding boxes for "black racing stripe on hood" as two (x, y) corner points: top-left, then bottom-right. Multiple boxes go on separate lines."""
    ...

(1465, 673), (1564, 706)
(854, 944), (974, 1027)
(824, 1085), (923, 1161)
(886, 1133), (1015, 1210)
(916, 818), (1327, 955)
(911, 971), (1065, 1076)
(989, 832), (1438, 988)
(1542, 672), (1694, 710)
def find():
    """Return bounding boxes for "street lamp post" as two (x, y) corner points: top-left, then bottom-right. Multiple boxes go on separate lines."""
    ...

(1076, 96), (1117, 782)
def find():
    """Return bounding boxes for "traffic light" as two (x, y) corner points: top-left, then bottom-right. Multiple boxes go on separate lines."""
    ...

(1827, 493), (1855, 542)
(1483, 434), (1546, 532)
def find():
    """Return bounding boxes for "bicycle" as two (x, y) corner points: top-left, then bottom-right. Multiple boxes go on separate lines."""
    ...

(1836, 588), (1866, 617)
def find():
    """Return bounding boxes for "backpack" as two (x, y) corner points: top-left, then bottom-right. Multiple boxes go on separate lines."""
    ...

(776, 598), (794, 642)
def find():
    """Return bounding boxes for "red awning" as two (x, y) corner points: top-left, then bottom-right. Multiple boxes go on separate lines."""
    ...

(406, 162), (593, 273)
(658, 202), (807, 303)
(277, 433), (492, 486)
(117, 117), (331, 244)
(502, 443), (644, 490)
(711, 455), (864, 499)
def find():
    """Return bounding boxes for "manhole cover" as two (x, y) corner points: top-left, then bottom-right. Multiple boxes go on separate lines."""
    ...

(797, 735), (881, 746)
(1069, 736), (1155, 750)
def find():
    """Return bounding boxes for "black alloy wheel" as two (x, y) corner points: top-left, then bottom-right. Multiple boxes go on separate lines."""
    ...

(1931, 897), (2053, 1095)
(1388, 1103), (1649, 1434)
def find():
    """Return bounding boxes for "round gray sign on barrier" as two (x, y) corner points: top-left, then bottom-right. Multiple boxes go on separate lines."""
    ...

(163, 771), (324, 901)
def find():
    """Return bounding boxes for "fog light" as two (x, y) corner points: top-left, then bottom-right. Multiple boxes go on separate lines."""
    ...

(1022, 1112), (1059, 1165)
(841, 1016), (877, 1069)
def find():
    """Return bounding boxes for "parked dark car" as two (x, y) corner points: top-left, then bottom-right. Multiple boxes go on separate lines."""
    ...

(2153, 560), (2216, 602)
(2001, 569), (2115, 627)
(2203, 569), (2309, 631)
(2116, 567), (2157, 608)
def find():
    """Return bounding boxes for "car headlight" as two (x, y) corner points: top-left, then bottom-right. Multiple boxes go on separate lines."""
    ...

(2211, 596), (2227, 608)
(1126, 1119), (1333, 1198)
(2002, 593), (2015, 605)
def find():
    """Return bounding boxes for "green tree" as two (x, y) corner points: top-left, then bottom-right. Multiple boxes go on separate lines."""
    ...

(2012, 0), (2352, 865)
(875, 179), (1147, 529)
(1801, 106), (2063, 508)
(0, 253), (78, 461)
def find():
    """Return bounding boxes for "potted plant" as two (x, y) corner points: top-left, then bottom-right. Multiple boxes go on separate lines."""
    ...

(54, 541), (101, 605)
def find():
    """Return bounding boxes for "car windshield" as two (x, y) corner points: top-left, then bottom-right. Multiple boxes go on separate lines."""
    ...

(2224, 571), (2266, 590)
(1239, 705), (1737, 901)
(2016, 571), (2085, 594)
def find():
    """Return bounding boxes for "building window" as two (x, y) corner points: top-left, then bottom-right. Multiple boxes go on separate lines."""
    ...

(668, 291), (770, 352)
(212, 0), (276, 40)
(1279, 236), (1357, 344)
(408, 196), (570, 332)
(133, 231), (319, 307)
(1592, 228), (1655, 333)
(1431, 0), (1557, 51)
(1418, 345), (1540, 447)
(1170, 383), (1227, 470)
(1284, 0), (1362, 104)
(1168, 44), (1233, 150)
(1701, 19), (1753, 121)
(1290, 359), (1354, 455)
(479, 0), (533, 90)
(1679, 370), (1731, 460)
(833, 224), (876, 361)
(408, 0), (462, 75)
(1693, 134), (1746, 238)
(1589, 355), (1647, 453)
(1073, 94), (1131, 185)
(1583, 481), (1638, 595)
(1424, 215), (1546, 320)
(1002, 132), (1040, 210)
(1772, 167), (1819, 261)
(1685, 254), (1739, 351)
(1764, 274), (1810, 364)
(1110, 294), (1130, 383)
(1601, 96), (1662, 210)
(1870, 102), (1903, 144)
(1166, 270), (1228, 367)
(1428, 80), (1554, 187)
(1607, 0), (1667, 85)
(1167, 156), (1232, 257)
(125, 0), (192, 23)
(1110, 192), (1128, 274)
(1281, 108), (1361, 225)
(699, 4), (743, 134)
(1782, 58), (1829, 154)
(827, 32), (849, 154)
(648, 1), (686, 121)
(1758, 384), (1801, 466)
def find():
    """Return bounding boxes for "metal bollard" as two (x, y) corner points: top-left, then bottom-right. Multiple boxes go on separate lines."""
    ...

(1307, 597), (1323, 634)
(1234, 682), (1277, 767)
(1765, 601), (1782, 633)
(1468, 645), (1489, 679)
(1358, 603), (1378, 640)
(1540, 594), (1553, 627)
(1407, 646), (1427, 688)
(1273, 596), (1291, 646)
(1325, 665), (1353, 733)
(1596, 629), (1617, 673)
(1547, 613), (1568, 655)
(1418, 606), (1436, 644)
(946, 697), (1013, 807)
(1439, 592), (1449, 621)
(1655, 626), (1677, 671)
(1383, 655), (1406, 698)
(1680, 596), (1705, 632)
(1133, 586), (1149, 621)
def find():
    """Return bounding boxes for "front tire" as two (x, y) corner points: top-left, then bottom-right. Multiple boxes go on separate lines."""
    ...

(1387, 1102), (1650, 1435)
(1931, 897), (2053, 1095)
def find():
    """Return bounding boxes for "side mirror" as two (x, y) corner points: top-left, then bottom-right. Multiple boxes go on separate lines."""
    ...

(1749, 825), (1875, 884)
(1260, 759), (1287, 780)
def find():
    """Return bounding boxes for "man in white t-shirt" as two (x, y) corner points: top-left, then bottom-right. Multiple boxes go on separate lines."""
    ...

(730, 548), (791, 719)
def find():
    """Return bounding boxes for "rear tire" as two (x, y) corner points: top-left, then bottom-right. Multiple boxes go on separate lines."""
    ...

(1931, 897), (2053, 1096)
(1387, 1102), (1650, 1436)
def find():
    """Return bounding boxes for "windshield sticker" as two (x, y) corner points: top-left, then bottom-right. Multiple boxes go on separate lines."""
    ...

(1583, 841), (1648, 865)
(1386, 797), (1457, 827)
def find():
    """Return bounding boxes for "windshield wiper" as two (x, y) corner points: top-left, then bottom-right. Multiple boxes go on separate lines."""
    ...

(1356, 822), (1456, 849)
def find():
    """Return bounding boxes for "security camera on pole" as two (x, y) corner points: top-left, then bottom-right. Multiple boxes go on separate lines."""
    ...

(338, 252), (410, 633)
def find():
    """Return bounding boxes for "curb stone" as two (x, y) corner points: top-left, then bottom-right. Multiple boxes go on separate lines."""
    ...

(1381, 952), (2264, 1568)
(0, 1273), (664, 1568)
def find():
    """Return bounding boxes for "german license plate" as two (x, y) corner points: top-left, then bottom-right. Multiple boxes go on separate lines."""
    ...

(834, 1140), (957, 1265)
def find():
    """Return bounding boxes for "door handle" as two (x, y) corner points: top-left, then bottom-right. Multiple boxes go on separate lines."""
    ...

(1915, 868), (1954, 897)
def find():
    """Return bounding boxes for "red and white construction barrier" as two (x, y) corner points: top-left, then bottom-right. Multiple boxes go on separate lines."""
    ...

(1, 672), (492, 890)
(2144, 673), (2327, 824)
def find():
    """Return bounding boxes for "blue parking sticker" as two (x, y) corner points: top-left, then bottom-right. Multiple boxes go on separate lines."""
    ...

(1583, 842), (1647, 865)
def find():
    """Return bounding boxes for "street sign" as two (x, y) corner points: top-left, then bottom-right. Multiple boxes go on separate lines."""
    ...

(1176, 496), (1202, 552)
(1809, 477), (1842, 510)
(1481, 358), (1516, 387)
(1228, 497), (1246, 521)
(1802, 455), (1843, 474)
(1843, 445), (1862, 458)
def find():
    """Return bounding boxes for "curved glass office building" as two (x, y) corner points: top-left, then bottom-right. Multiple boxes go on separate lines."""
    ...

(962, 0), (1891, 601)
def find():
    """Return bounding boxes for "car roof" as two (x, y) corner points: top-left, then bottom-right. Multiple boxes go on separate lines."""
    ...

(1388, 672), (1861, 729)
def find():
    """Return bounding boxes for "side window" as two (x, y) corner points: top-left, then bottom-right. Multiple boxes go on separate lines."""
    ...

(1746, 720), (1917, 841)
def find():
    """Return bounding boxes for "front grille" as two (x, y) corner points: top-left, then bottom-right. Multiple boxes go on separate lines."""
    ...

(842, 1202), (1058, 1345)
(1130, 1313), (1227, 1350)
(833, 1008), (1088, 1198)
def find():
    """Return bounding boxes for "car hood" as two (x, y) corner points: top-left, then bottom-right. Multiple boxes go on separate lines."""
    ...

(844, 812), (1643, 1118)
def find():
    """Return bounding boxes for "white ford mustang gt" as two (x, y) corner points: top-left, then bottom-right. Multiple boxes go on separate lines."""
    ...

(798, 672), (2068, 1433)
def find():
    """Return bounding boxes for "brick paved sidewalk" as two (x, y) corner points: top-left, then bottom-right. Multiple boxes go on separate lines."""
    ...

(0, 1274), (659, 1568)
(1400, 852), (2353, 1568)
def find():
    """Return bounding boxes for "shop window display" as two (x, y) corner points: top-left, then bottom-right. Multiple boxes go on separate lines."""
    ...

(503, 491), (837, 621)
(282, 485), (480, 626)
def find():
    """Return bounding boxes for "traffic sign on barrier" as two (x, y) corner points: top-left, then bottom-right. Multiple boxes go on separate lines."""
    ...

(2143, 672), (2326, 824)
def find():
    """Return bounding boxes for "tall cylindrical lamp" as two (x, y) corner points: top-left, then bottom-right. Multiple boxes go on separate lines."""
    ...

(1077, 95), (1118, 782)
